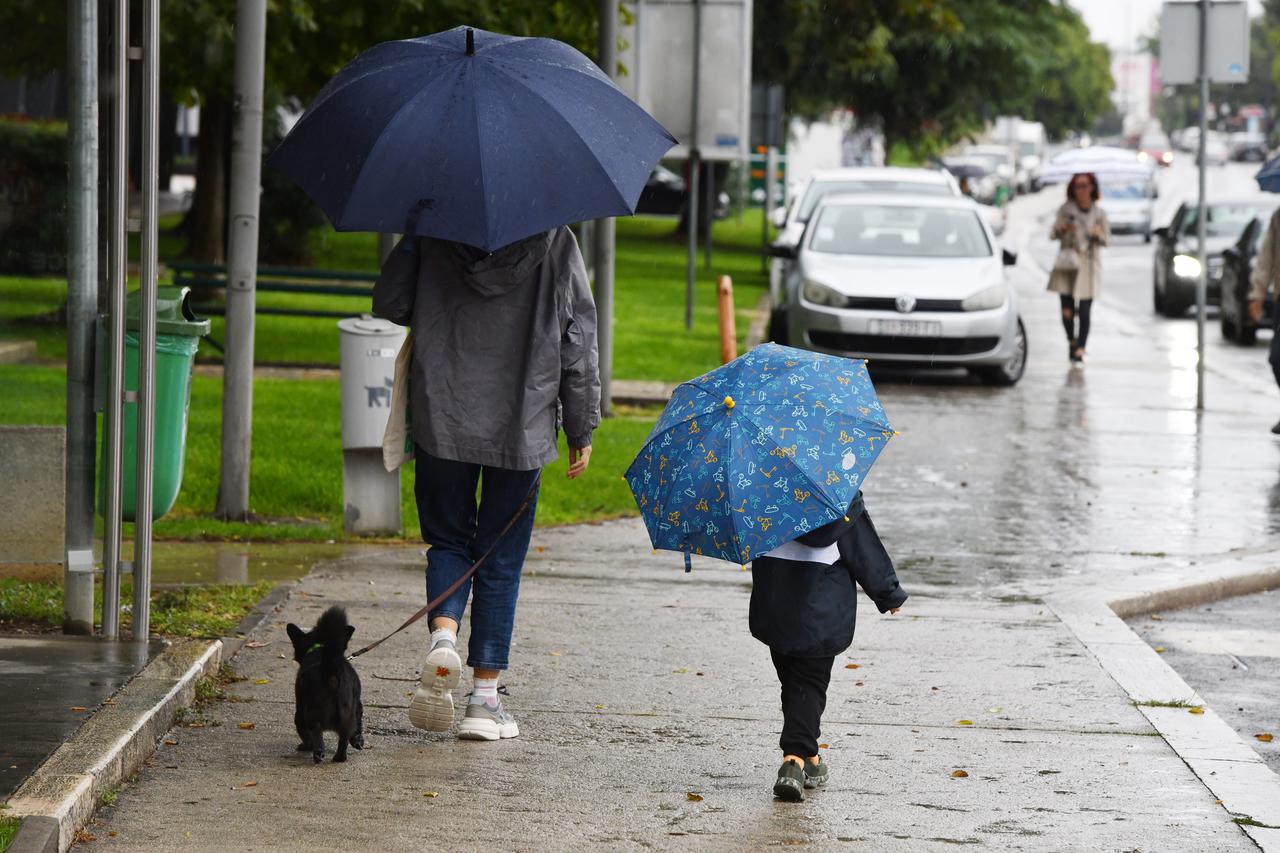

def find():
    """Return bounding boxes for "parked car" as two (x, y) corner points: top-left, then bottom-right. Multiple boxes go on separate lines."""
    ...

(1195, 133), (1230, 167)
(1229, 132), (1269, 163)
(962, 145), (1018, 199)
(1152, 200), (1280, 317)
(770, 167), (961, 304)
(1219, 215), (1275, 344)
(1099, 175), (1157, 242)
(768, 194), (1026, 386)
(636, 165), (730, 218)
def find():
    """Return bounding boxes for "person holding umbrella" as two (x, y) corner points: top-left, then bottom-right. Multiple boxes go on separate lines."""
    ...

(1048, 172), (1110, 365)
(271, 25), (675, 740)
(625, 344), (907, 799)
(1246, 207), (1280, 433)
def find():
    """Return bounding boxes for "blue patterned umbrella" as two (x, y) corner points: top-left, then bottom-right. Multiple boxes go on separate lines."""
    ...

(625, 343), (895, 570)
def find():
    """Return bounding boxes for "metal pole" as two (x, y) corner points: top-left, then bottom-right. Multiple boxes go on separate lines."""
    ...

(215, 0), (267, 521)
(63, 0), (98, 635)
(594, 0), (617, 417)
(101, 0), (129, 639)
(133, 0), (160, 639)
(1195, 0), (1208, 412)
(685, 0), (702, 331)
(764, 146), (780, 301)
(703, 159), (713, 269)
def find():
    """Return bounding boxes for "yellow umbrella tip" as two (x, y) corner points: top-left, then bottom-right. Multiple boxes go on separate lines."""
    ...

(723, 395), (735, 410)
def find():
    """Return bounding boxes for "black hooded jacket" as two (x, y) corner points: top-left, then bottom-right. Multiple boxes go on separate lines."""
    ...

(749, 492), (907, 658)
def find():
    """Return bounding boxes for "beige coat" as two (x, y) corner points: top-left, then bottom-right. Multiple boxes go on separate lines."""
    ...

(1047, 202), (1110, 300)
(1248, 207), (1280, 301)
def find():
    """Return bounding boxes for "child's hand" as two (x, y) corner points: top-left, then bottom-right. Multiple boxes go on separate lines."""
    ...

(889, 608), (901, 615)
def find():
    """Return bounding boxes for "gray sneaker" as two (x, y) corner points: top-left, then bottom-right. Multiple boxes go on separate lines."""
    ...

(457, 699), (519, 741)
(408, 639), (461, 732)
(804, 758), (829, 789)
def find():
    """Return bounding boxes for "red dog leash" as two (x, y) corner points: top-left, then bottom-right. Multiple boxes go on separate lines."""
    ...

(347, 474), (541, 659)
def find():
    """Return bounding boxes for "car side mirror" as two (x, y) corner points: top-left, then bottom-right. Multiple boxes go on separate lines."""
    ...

(1153, 227), (1168, 239)
(768, 242), (797, 260)
(771, 207), (788, 229)
(1001, 248), (1017, 266)
(1222, 247), (1240, 261)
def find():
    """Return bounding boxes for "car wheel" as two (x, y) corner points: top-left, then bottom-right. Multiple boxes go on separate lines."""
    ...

(1153, 279), (1166, 313)
(768, 308), (789, 346)
(979, 317), (1027, 387)
(1160, 299), (1186, 318)
(1221, 312), (1238, 341)
(1239, 322), (1258, 346)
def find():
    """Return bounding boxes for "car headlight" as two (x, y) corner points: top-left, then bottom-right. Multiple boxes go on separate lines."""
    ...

(1172, 254), (1202, 279)
(801, 280), (845, 308)
(961, 285), (1007, 311)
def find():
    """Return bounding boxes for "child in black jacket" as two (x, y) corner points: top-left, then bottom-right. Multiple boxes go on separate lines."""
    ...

(750, 491), (907, 801)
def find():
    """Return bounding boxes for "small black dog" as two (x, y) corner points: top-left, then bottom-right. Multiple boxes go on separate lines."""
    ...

(286, 606), (364, 763)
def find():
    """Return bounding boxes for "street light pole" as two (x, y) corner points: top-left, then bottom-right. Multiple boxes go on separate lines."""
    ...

(215, 0), (267, 520)
(1195, 0), (1208, 412)
(685, 0), (702, 331)
(594, 0), (616, 417)
(63, 0), (98, 635)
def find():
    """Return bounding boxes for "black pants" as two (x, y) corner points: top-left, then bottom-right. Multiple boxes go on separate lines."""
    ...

(1060, 295), (1093, 350)
(1270, 312), (1280, 389)
(770, 650), (834, 758)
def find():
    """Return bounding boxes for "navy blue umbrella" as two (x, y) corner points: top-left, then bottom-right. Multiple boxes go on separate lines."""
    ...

(1257, 155), (1280, 193)
(270, 26), (676, 251)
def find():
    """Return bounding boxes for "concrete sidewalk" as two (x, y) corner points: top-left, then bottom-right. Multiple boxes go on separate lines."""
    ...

(80, 529), (1258, 851)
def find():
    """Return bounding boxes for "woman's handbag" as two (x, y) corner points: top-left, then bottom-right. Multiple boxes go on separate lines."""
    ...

(382, 332), (414, 472)
(1053, 246), (1080, 273)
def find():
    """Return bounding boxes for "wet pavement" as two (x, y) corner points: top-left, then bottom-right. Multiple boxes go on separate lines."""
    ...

(61, 165), (1280, 851)
(0, 636), (162, 800)
(1129, 589), (1280, 774)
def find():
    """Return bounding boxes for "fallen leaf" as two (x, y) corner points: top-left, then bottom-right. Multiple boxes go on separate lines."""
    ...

(1154, 646), (1166, 653)
(855, 681), (864, 687)
(163, 739), (178, 746)
(1150, 614), (1164, 621)
(957, 720), (973, 726)
(1188, 706), (1204, 715)
(595, 704), (605, 710)
(278, 653), (287, 659)
(242, 781), (258, 788)
(686, 792), (704, 802)
(103, 699), (116, 705)
(254, 678), (270, 685)
(71, 706), (88, 712)
(988, 707), (1003, 714)
(423, 791), (438, 798)
(845, 663), (860, 670)
(695, 672), (704, 677)
(931, 686), (940, 692)
(819, 743), (829, 749)
(673, 667), (688, 674)
(109, 831), (118, 837)
(238, 722), (256, 730)
(535, 546), (546, 553)
(1256, 733), (1274, 743)
(951, 770), (969, 778)
(911, 728), (920, 734)
(1215, 799), (1223, 805)
(245, 640), (269, 648)
(549, 651), (561, 656)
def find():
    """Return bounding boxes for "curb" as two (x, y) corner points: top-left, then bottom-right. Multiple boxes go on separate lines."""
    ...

(1046, 551), (1280, 851)
(4, 639), (223, 853)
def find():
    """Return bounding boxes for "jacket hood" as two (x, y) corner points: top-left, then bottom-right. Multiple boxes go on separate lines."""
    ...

(795, 492), (865, 548)
(447, 229), (556, 297)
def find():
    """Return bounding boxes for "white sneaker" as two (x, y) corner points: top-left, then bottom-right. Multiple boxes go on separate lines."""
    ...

(408, 639), (461, 732)
(457, 699), (519, 741)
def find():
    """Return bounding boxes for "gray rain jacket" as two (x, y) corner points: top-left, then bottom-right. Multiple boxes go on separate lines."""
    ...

(372, 227), (600, 471)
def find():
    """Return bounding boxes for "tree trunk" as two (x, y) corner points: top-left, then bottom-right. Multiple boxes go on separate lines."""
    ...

(187, 94), (231, 264)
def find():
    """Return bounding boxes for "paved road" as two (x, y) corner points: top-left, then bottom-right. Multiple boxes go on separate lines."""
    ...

(79, 169), (1280, 851)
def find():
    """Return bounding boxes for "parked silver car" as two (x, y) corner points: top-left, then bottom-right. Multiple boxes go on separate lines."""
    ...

(769, 194), (1026, 386)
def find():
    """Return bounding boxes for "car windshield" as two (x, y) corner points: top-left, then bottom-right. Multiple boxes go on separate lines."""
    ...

(1139, 136), (1169, 150)
(809, 204), (992, 258)
(797, 179), (951, 221)
(1100, 180), (1150, 200)
(1179, 203), (1280, 238)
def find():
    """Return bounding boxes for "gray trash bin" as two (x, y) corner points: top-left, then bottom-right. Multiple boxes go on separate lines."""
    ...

(338, 316), (407, 535)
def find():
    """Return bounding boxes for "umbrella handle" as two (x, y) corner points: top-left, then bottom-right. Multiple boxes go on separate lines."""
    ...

(684, 548), (692, 573)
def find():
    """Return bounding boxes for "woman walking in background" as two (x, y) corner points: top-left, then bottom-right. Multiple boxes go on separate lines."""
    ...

(1049, 172), (1110, 365)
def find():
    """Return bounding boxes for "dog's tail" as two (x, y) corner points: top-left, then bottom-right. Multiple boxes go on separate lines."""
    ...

(314, 606), (354, 653)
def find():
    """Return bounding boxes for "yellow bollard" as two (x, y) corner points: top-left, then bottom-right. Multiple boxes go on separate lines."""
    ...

(717, 275), (737, 364)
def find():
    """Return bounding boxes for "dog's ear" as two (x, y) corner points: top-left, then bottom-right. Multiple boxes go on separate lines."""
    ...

(286, 623), (305, 646)
(345, 625), (355, 640)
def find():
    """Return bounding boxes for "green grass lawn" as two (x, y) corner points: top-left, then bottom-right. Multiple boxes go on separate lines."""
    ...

(2, 212), (770, 380)
(0, 210), (769, 541)
(0, 364), (656, 541)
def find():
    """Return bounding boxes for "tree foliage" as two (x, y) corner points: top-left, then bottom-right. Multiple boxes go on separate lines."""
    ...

(753, 0), (1114, 147)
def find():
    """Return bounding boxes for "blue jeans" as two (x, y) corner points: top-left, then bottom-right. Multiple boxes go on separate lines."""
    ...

(414, 449), (540, 671)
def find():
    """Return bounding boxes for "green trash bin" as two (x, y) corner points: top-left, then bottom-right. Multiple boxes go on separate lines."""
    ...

(98, 286), (210, 522)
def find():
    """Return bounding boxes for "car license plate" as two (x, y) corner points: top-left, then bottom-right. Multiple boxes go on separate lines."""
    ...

(868, 319), (942, 337)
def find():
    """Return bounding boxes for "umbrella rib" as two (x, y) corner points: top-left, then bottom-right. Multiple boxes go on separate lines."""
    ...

(481, 65), (634, 211)
(469, 67), (491, 243)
